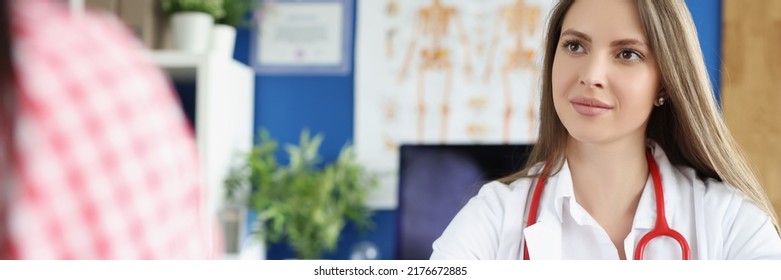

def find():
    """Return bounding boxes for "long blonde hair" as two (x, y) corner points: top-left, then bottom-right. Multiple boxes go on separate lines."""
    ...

(501, 0), (779, 229)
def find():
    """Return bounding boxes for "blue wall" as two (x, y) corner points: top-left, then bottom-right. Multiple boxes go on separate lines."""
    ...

(686, 0), (723, 103)
(232, 0), (723, 259)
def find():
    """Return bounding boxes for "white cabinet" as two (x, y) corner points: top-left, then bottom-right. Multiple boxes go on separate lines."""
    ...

(151, 51), (255, 235)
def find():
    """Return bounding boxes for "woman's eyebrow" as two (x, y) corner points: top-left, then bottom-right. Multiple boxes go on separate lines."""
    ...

(561, 29), (591, 42)
(610, 39), (648, 48)
(561, 28), (648, 48)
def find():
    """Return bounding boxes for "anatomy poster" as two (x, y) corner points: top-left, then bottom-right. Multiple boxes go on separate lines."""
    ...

(355, 0), (554, 208)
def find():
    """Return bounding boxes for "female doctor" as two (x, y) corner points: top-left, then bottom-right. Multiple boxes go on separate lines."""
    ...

(431, 0), (781, 260)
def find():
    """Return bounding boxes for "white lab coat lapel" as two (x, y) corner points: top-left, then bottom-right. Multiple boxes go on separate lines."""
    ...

(523, 220), (562, 259)
(521, 161), (569, 260)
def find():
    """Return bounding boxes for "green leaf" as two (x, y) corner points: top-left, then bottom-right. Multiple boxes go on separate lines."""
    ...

(216, 0), (255, 27)
(161, 0), (227, 19)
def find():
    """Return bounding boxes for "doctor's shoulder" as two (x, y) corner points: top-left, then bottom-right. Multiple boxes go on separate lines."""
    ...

(430, 170), (537, 260)
(673, 164), (781, 259)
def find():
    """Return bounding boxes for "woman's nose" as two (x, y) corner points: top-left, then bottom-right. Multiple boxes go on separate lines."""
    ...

(579, 57), (607, 89)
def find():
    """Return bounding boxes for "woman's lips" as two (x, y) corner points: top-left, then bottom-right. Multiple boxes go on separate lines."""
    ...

(570, 96), (614, 116)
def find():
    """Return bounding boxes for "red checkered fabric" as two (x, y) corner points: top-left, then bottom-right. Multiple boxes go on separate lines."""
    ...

(5, 0), (212, 259)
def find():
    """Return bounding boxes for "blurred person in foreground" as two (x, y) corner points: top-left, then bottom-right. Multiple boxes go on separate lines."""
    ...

(0, 0), (211, 259)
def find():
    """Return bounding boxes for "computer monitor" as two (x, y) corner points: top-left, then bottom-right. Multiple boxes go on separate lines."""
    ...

(395, 144), (534, 260)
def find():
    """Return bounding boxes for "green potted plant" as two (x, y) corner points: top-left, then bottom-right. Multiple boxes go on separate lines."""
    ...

(224, 129), (378, 259)
(216, 0), (255, 27)
(161, 0), (226, 53)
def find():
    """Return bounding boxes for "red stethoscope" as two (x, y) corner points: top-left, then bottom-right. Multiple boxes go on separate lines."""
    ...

(522, 150), (691, 260)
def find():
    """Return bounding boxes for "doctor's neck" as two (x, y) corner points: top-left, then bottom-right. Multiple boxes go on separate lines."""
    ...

(564, 135), (649, 218)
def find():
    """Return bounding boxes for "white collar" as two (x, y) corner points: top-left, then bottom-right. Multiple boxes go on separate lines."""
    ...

(536, 140), (679, 230)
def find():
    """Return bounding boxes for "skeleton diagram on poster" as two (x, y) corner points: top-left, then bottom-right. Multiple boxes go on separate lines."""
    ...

(355, 0), (554, 209)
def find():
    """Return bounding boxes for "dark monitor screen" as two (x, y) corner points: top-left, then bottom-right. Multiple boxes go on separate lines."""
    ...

(396, 144), (534, 260)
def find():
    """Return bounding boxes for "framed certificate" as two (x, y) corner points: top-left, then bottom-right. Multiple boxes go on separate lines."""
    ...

(251, 0), (353, 75)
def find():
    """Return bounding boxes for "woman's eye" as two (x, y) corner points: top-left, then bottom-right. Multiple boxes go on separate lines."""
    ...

(618, 50), (643, 61)
(563, 41), (584, 54)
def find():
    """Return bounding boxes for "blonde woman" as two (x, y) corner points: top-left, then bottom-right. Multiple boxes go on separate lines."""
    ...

(431, 0), (781, 260)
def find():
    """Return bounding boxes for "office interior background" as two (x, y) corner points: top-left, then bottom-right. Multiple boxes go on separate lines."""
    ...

(76, 0), (781, 259)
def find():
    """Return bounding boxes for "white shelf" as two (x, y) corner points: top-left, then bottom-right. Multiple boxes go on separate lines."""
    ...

(152, 52), (202, 81)
(151, 50), (203, 67)
(151, 51), (250, 82)
(152, 50), (256, 256)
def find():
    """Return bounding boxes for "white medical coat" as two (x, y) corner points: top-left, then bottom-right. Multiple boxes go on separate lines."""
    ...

(430, 142), (781, 259)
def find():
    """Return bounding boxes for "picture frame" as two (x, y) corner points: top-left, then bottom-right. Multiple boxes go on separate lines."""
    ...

(251, 0), (353, 75)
